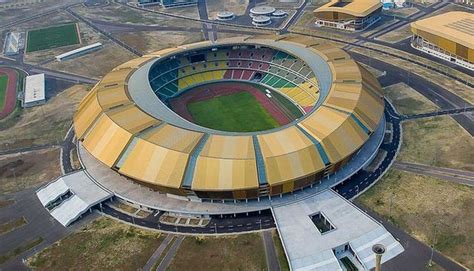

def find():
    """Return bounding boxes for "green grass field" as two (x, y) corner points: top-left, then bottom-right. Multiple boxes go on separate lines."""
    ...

(0, 75), (7, 109)
(26, 23), (80, 52)
(187, 92), (280, 132)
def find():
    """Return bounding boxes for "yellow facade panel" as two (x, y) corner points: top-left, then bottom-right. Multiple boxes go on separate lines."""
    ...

(100, 69), (132, 85)
(73, 89), (102, 139)
(200, 135), (255, 159)
(258, 126), (313, 157)
(314, 0), (382, 18)
(96, 84), (131, 109)
(114, 57), (153, 70)
(118, 139), (187, 189)
(143, 124), (203, 153)
(263, 146), (324, 186)
(192, 157), (259, 190)
(82, 114), (132, 167)
(107, 105), (160, 134)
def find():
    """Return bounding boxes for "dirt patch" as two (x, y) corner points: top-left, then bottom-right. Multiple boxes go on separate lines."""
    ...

(384, 82), (438, 115)
(44, 42), (136, 78)
(27, 217), (165, 270)
(356, 169), (474, 269)
(115, 31), (204, 55)
(399, 116), (474, 171)
(383, 7), (419, 18)
(376, 24), (412, 43)
(0, 148), (61, 194)
(0, 84), (90, 150)
(168, 233), (267, 271)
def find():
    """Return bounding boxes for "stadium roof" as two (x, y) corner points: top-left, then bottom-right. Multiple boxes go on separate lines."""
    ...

(24, 73), (45, 105)
(314, 0), (382, 17)
(73, 37), (384, 195)
(411, 12), (474, 49)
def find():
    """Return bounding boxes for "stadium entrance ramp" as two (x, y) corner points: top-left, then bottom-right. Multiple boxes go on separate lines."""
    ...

(36, 170), (112, 226)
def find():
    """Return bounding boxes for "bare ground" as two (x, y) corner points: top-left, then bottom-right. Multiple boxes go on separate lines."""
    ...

(0, 84), (90, 150)
(399, 115), (474, 171)
(356, 169), (474, 269)
(0, 148), (61, 194)
(168, 233), (267, 271)
(384, 82), (439, 115)
(27, 217), (165, 271)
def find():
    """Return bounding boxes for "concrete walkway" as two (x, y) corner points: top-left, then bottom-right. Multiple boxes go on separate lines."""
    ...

(262, 231), (280, 271)
(156, 235), (184, 271)
(142, 235), (174, 271)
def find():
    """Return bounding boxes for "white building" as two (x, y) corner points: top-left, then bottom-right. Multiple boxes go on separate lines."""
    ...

(23, 73), (45, 108)
(55, 42), (103, 62)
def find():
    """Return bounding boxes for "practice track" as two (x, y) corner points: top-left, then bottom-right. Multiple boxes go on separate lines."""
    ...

(0, 68), (18, 120)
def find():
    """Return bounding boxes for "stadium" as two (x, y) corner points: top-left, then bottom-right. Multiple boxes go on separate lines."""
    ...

(73, 36), (385, 201)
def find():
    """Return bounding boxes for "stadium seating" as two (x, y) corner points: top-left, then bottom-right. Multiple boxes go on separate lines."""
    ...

(148, 47), (320, 109)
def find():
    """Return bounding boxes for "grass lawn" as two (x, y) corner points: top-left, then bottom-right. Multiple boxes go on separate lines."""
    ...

(0, 74), (7, 110)
(0, 217), (27, 236)
(356, 169), (473, 269)
(26, 23), (80, 52)
(187, 92), (280, 132)
(28, 217), (165, 270)
(0, 237), (43, 264)
(272, 230), (290, 271)
(399, 116), (474, 171)
(384, 82), (438, 115)
(168, 234), (267, 271)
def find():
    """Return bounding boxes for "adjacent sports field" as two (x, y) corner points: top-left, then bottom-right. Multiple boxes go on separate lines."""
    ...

(0, 75), (7, 109)
(26, 23), (80, 52)
(187, 91), (280, 132)
(0, 68), (19, 120)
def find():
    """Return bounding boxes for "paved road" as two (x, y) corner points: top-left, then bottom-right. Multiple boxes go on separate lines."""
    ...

(335, 99), (402, 199)
(0, 1), (81, 30)
(355, 203), (467, 271)
(0, 188), (69, 270)
(143, 235), (174, 271)
(102, 205), (275, 234)
(197, 0), (209, 40)
(0, 144), (60, 156)
(156, 235), (184, 271)
(402, 107), (474, 120)
(351, 53), (474, 136)
(65, 8), (143, 57)
(263, 230), (280, 271)
(61, 126), (77, 174)
(392, 161), (474, 186)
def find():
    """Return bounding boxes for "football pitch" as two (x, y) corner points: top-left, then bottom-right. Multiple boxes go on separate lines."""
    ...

(187, 92), (280, 132)
(0, 74), (7, 110)
(26, 23), (80, 52)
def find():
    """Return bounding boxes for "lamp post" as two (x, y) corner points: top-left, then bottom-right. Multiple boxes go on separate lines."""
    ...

(372, 244), (386, 271)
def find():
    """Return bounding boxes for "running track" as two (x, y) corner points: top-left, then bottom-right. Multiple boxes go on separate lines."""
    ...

(0, 68), (18, 120)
